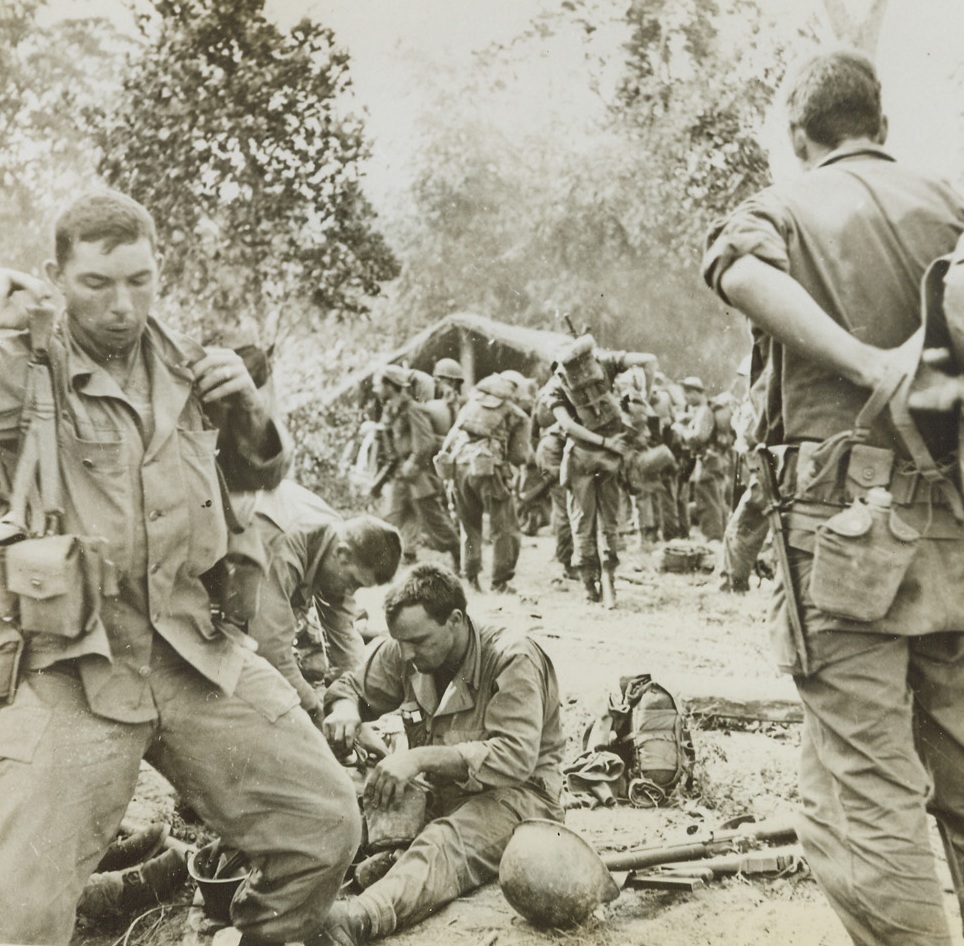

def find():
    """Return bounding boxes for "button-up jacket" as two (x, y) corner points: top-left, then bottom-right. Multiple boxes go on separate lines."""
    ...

(249, 480), (365, 714)
(326, 621), (565, 800)
(0, 316), (288, 722)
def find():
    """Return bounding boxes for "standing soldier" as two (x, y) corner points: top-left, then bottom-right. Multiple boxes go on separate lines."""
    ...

(703, 50), (964, 945)
(673, 376), (727, 542)
(533, 377), (577, 581)
(436, 373), (530, 593)
(372, 366), (460, 572)
(543, 335), (657, 603)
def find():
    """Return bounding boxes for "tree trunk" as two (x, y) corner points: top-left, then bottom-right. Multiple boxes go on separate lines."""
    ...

(821, 0), (889, 58)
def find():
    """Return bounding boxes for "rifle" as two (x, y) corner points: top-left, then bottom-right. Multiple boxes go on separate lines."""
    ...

(753, 444), (809, 674)
(600, 815), (797, 873)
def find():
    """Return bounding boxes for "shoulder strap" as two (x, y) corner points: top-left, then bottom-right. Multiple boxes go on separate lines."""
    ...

(4, 306), (62, 536)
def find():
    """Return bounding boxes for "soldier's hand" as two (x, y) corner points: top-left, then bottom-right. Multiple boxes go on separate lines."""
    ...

(604, 433), (630, 457)
(363, 750), (422, 810)
(356, 723), (390, 761)
(0, 269), (51, 330)
(192, 347), (260, 407)
(321, 700), (363, 754)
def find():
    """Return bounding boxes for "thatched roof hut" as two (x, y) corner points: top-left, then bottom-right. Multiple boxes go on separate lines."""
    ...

(321, 312), (572, 407)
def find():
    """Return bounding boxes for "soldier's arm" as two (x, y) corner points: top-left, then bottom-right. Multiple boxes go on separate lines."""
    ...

(719, 257), (884, 389)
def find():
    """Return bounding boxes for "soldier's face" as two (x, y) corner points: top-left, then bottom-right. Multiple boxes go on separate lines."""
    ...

(389, 604), (461, 673)
(319, 546), (378, 599)
(49, 238), (156, 360)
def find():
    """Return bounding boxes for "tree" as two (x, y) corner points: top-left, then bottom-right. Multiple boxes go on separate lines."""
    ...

(90, 0), (398, 341)
(820, 0), (888, 55)
(381, 0), (810, 384)
(0, 2), (131, 271)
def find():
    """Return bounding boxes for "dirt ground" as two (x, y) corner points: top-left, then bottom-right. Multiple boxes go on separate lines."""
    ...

(71, 531), (964, 946)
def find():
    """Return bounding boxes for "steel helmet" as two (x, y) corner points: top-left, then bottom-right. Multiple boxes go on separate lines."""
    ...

(498, 819), (619, 928)
(432, 358), (465, 382)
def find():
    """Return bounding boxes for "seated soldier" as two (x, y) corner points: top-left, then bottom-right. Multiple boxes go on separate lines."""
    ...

(319, 564), (566, 945)
(248, 479), (403, 724)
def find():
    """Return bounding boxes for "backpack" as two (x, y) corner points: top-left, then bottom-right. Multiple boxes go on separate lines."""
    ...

(583, 674), (695, 808)
(555, 335), (622, 435)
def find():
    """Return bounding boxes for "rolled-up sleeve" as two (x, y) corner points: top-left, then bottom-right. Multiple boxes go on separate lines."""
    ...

(702, 192), (791, 304)
(455, 644), (549, 792)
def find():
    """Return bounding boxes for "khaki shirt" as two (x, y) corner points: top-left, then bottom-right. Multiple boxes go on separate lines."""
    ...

(0, 317), (288, 722)
(249, 480), (364, 714)
(326, 621), (565, 800)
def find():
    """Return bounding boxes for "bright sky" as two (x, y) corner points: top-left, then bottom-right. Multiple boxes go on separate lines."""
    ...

(42, 0), (964, 189)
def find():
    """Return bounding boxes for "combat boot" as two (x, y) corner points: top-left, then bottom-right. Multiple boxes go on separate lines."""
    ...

(97, 822), (170, 872)
(580, 567), (601, 603)
(77, 848), (188, 918)
(308, 898), (373, 946)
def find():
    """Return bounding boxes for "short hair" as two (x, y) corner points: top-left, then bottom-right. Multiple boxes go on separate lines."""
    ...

(54, 190), (157, 267)
(384, 563), (466, 628)
(784, 49), (883, 149)
(341, 515), (403, 585)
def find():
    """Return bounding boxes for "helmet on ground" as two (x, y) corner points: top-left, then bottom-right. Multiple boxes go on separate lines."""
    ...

(498, 819), (619, 928)
(432, 358), (465, 382)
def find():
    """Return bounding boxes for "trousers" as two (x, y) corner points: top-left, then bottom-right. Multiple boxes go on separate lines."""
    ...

(356, 784), (562, 935)
(452, 465), (520, 585)
(795, 630), (964, 946)
(385, 480), (459, 558)
(0, 641), (361, 945)
(567, 466), (620, 573)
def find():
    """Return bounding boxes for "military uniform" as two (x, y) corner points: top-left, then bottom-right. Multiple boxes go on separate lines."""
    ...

(382, 396), (460, 565)
(324, 621), (565, 937)
(248, 480), (368, 717)
(705, 141), (964, 945)
(0, 319), (360, 945)
(443, 377), (530, 589)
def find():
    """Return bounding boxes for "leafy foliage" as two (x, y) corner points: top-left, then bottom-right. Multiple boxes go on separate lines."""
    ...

(0, 2), (131, 270)
(382, 0), (811, 386)
(90, 0), (399, 342)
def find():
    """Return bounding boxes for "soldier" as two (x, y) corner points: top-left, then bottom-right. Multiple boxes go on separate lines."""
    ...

(248, 479), (403, 721)
(532, 376), (577, 581)
(703, 50), (964, 944)
(436, 373), (530, 593)
(0, 193), (359, 946)
(431, 357), (465, 410)
(372, 365), (460, 571)
(673, 376), (727, 542)
(543, 335), (658, 603)
(320, 564), (565, 946)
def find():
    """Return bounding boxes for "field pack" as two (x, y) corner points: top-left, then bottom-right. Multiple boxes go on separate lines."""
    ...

(575, 673), (695, 808)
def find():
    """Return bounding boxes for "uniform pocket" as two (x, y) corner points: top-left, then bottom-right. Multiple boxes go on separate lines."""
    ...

(230, 650), (300, 723)
(58, 427), (132, 569)
(810, 501), (919, 622)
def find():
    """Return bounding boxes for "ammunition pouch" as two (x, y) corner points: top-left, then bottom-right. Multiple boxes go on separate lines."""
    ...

(4, 534), (110, 640)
